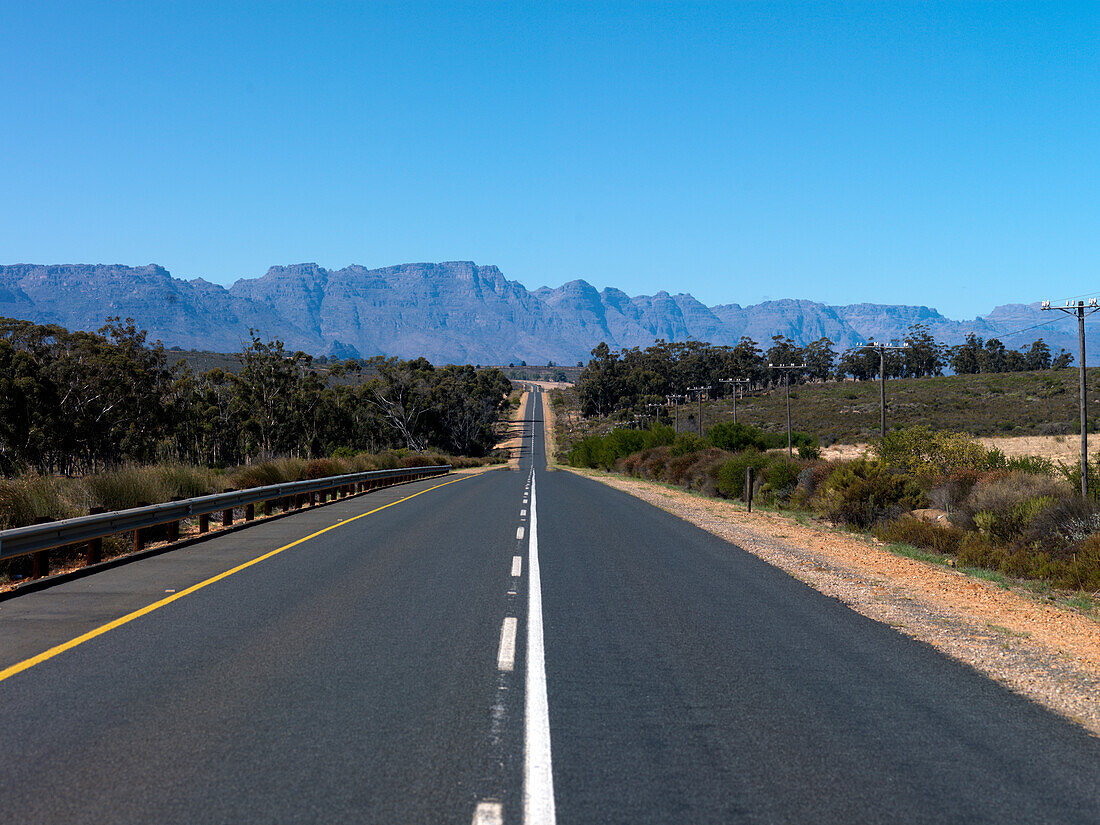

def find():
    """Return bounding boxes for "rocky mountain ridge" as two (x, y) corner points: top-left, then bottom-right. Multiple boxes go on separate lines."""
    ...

(0, 261), (1088, 364)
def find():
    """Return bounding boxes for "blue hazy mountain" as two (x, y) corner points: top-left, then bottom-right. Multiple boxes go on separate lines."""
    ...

(0, 261), (1085, 364)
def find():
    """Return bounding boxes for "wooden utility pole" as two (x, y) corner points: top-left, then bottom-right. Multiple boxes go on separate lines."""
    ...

(1041, 298), (1099, 498)
(687, 386), (711, 437)
(719, 377), (750, 424)
(768, 364), (806, 458)
(866, 342), (908, 439)
(666, 394), (684, 433)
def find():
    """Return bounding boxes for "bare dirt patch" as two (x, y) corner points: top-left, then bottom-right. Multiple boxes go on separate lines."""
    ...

(570, 468), (1100, 736)
(822, 434), (1084, 465)
(978, 434), (1082, 464)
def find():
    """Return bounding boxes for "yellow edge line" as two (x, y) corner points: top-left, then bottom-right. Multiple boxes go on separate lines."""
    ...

(0, 475), (471, 684)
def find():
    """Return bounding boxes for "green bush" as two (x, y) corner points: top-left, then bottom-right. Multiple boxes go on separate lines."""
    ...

(671, 432), (708, 456)
(955, 473), (1070, 541)
(874, 517), (966, 556)
(707, 421), (767, 452)
(1055, 533), (1100, 591)
(761, 460), (802, 502)
(715, 450), (771, 499)
(814, 459), (924, 528)
(568, 424), (675, 469)
(956, 532), (1008, 570)
(798, 442), (822, 460)
(1024, 495), (1100, 551)
(986, 449), (1056, 476)
(874, 425), (989, 475)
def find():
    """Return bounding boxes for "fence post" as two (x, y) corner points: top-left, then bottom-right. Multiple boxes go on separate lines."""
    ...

(745, 466), (755, 513)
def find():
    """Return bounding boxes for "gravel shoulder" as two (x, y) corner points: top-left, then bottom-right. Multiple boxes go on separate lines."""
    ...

(567, 466), (1100, 737)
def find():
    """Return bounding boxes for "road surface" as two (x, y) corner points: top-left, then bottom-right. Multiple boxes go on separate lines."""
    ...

(1, 389), (1098, 824)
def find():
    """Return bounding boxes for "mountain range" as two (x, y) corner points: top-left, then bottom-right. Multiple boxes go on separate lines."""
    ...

(0, 261), (1090, 365)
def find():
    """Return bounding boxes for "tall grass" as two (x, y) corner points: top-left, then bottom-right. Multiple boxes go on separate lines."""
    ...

(0, 449), (497, 532)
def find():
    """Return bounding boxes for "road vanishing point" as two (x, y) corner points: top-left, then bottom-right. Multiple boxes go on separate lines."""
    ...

(1, 390), (1098, 824)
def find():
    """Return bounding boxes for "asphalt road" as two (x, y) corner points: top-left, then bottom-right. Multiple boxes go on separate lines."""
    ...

(1, 388), (1098, 824)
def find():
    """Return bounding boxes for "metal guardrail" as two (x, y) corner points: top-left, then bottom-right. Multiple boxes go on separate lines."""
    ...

(0, 465), (450, 577)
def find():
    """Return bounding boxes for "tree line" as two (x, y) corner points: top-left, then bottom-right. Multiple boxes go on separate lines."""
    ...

(577, 324), (1072, 417)
(0, 318), (513, 475)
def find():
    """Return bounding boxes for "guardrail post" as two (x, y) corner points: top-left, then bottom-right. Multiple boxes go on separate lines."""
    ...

(86, 507), (105, 565)
(222, 507), (233, 527)
(167, 498), (182, 541)
(199, 512), (210, 533)
(133, 502), (150, 553)
(31, 516), (51, 579)
(245, 503), (255, 521)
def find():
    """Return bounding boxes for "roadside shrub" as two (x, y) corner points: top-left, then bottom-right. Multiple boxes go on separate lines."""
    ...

(707, 421), (766, 452)
(1024, 495), (1100, 552)
(156, 463), (224, 498)
(814, 459), (924, 528)
(956, 532), (1008, 570)
(875, 425), (989, 475)
(874, 516), (966, 556)
(760, 460), (802, 503)
(792, 461), (833, 506)
(568, 424), (674, 469)
(398, 453), (436, 468)
(665, 450), (704, 486)
(641, 446), (672, 480)
(0, 473), (83, 529)
(923, 468), (983, 517)
(1055, 533), (1100, 591)
(305, 457), (341, 478)
(798, 443), (822, 460)
(84, 465), (171, 511)
(955, 473), (1070, 540)
(986, 450), (1057, 476)
(674, 449), (727, 495)
(232, 457), (307, 489)
(671, 432), (707, 457)
(715, 450), (771, 499)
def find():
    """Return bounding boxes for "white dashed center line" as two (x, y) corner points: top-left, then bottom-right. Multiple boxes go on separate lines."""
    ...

(473, 800), (503, 825)
(497, 617), (518, 672)
(511, 555), (523, 577)
(516, 526), (525, 540)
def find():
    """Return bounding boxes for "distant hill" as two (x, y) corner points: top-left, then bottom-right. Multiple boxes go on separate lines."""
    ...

(0, 261), (1090, 364)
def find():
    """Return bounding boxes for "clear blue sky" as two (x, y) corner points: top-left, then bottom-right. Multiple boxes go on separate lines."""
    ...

(2, 1), (1097, 319)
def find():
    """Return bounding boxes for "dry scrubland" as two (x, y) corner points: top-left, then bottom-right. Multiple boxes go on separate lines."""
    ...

(681, 367), (1100, 445)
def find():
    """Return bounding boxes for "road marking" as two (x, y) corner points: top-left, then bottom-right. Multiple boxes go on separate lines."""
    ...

(473, 801), (503, 825)
(498, 617), (518, 671)
(516, 526), (525, 540)
(520, 509), (527, 517)
(0, 475), (472, 684)
(525, 470), (556, 824)
(511, 555), (522, 577)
